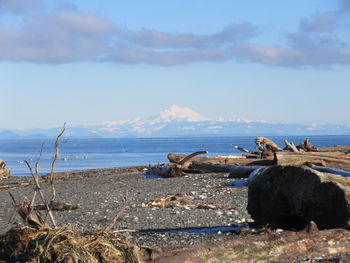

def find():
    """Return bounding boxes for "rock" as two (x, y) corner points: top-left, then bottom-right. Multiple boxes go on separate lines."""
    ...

(0, 159), (10, 179)
(247, 165), (350, 230)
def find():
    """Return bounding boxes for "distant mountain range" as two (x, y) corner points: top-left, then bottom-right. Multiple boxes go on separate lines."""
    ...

(1, 105), (350, 139)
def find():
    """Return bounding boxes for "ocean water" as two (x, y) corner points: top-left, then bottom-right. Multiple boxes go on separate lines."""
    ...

(1, 135), (350, 176)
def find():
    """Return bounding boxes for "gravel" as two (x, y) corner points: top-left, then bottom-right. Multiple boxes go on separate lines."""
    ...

(0, 167), (250, 247)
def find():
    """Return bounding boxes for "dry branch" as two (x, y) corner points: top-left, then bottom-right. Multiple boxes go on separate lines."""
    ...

(177, 150), (208, 165)
(233, 146), (256, 155)
(24, 160), (56, 228)
(49, 124), (66, 203)
(284, 140), (299, 152)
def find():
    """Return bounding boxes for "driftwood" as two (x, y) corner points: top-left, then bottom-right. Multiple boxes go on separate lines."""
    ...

(0, 159), (10, 179)
(255, 137), (282, 152)
(318, 145), (350, 152)
(311, 165), (350, 177)
(233, 146), (256, 154)
(168, 153), (274, 166)
(275, 151), (350, 171)
(190, 162), (262, 178)
(144, 226), (350, 263)
(0, 181), (32, 190)
(147, 151), (209, 177)
(298, 138), (318, 152)
(8, 194), (49, 230)
(147, 165), (185, 177)
(33, 201), (79, 211)
(284, 140), (299, 152)
(248, 165), (350, 230)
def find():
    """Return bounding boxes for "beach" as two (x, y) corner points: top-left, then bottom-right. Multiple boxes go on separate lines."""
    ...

(0, 166), (250, 248)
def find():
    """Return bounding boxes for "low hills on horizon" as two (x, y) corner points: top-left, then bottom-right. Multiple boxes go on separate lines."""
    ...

(1, 105), (350, 139)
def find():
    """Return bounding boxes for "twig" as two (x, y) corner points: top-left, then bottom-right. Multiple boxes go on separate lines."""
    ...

(112, 229), (137, 233)
(49, 124), (66, 203)
(30, 143), (44, 208)
(233, 146), (256, 154)
(103, 199), (128, 232)
(8, 192), (18, 223)
(25, 160), (56, 228)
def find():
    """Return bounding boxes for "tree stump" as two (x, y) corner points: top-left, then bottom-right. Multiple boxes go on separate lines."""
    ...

(247, 165), (350, 230)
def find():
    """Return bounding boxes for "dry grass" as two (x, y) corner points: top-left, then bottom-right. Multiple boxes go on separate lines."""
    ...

(0, 223), (141, 263)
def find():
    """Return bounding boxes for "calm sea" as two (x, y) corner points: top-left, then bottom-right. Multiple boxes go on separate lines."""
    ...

(1, 135), (350, 176)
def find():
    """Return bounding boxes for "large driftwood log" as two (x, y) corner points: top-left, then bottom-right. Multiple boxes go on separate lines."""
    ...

(147, 151), (209, 177)
(168, 153), (273, 166)
(144, 227), (350, 263)
(311, 165), (350, 177)
(248, 165), (350, 230)
(275, 151), (350, 171)
(190, 162), (262, 178)
(318, 145), (350, 152)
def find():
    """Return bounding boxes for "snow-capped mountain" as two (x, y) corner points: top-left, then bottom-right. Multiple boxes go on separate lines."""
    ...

(1, 105), (350, 139)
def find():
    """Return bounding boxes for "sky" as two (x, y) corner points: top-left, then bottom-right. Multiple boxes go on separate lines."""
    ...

(1, 0), (350, 129)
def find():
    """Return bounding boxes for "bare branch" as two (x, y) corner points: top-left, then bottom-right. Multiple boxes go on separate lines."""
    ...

(178, 151), (208, 165)
(25, 160), (56, 228)
(30, 143), (44, 208)
(102, 199), (128, 233)
(49, 123), (66, 202)
(233, 146), (256, 154)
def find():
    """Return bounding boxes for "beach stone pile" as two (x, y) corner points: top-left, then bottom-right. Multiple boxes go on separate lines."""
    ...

(0, 159), (10, 179)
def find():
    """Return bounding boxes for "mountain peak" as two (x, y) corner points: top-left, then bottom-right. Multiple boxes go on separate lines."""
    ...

(159, 105), (210, 122)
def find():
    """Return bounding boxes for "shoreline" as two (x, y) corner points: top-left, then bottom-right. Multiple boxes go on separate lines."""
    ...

(0, 166), (250, 248)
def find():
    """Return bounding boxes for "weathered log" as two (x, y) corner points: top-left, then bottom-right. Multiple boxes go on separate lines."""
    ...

(275, 151), (350, 171)
(255, 137), (282, 151)
(168, 153), (273, 166)
(248, 165), (350, 230)
(298, 138), (318, 152)
(147, 165), (184, 177)
(311, 165), (350, 177)
(284, 140), (299, 152)
(190, 162), (262, 178)
(144, 227), (350, 263)
(318, 145), (350, 152)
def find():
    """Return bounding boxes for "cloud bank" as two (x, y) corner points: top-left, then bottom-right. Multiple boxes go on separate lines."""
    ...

(0, 0), (350, 67)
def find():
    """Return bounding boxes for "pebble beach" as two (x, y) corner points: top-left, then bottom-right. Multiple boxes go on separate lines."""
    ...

(0, 166), (251, 248)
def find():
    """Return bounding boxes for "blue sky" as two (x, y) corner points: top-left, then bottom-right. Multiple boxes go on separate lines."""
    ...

(1, 0), (349, 129)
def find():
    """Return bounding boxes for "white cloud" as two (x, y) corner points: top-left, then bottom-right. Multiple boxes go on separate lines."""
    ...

(0, 1), (350, 67)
